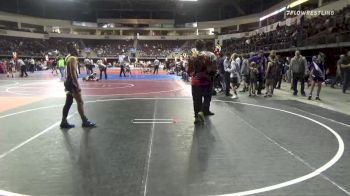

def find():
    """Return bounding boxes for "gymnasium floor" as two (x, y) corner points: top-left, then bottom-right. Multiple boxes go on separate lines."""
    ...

(0, 70), (350, 196)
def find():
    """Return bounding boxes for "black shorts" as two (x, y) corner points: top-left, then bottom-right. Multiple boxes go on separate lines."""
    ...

(230, 77), (240, 87)
(312, 76), (324, 82)
(64, 80), (80, 93)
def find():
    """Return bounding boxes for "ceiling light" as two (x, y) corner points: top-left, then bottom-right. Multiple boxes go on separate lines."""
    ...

(288, 0), (309, 8)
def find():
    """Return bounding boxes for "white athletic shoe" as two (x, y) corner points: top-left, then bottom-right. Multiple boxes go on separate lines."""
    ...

(231, 95), (238, 99)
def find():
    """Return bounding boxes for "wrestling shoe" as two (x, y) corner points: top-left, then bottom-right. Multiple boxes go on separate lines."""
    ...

(82, 120), (97, 128)
(60, 122), (75, 129)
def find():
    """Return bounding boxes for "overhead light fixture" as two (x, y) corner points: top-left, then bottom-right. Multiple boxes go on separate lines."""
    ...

(259, 7), (286, 21)
(288, 0), (309, 8)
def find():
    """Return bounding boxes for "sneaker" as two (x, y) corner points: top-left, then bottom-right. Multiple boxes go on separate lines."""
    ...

(197, 112), (205, 122)
(293, 92), (298, 96)
(204, 111), (215, 116)
(60, 122), (75, 129)
(231, 95), (238, 99)
(315, 96), (321, 101)
(82, 120), (97, 128)
(264, 94), (268, 98)
(301, 92), (306, 96)
(308, 95), (312, 100)
(226, 93), (233, 96)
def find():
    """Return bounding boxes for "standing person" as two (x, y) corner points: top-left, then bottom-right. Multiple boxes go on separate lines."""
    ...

(119, 54), (128, 77)
(240, 55), (250, 92)
(331, 55), (345, 88)
(18, 58), (28, 77)
(52, 58), (58, 75)
(250, 51), (267, 95)
(224, 53), (232, 96)
(58, 57), (65, 79)
(98, 59), (107, 80)
(153, 57), (160, 74)
(204, 41), (218, 99)
(84, 58), (91, 75)
(264, 50), (278, 97)
(187, 40), (216, 124)
(60, 43), (96, 129)
(29, 57), (35, 73)
(275, 55), (284, 89)
(248, 62), (258, 96)
(290, 50), (308, 96)
(7, 59), (15, 78)
(308, 56), (325, 100)
(227, 53), (241, 99)
(340, 51), (350, 93)
(217, 53), (226, 93)
(165, 59), (170, 71)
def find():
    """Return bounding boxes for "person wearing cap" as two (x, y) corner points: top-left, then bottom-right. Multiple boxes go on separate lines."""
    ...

(308, 55), (325, 100)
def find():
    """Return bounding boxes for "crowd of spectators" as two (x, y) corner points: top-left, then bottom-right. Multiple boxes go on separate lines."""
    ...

(223, 5), (350, 54)
(137, 40), (187, 58)
(0, 37), (193, 58)
(83, 39), (134, 57)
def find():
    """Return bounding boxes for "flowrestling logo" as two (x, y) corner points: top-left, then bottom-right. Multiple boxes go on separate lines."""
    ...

(286, 10), (335, 16)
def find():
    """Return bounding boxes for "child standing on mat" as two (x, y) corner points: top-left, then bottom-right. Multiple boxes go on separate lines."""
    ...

(249, 62), (258, 96)
(60, 43), (96, 129)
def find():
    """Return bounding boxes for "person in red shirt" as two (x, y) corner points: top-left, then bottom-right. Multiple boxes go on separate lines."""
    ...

(187, 40), (216, 124)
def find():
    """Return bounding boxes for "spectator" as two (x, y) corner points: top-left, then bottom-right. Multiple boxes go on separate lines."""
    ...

(340, 51), (350, 93)
(290, 50), (308, 96)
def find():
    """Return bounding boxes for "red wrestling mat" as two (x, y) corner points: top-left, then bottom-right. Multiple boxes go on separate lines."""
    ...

(1, 80), (191, 97)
